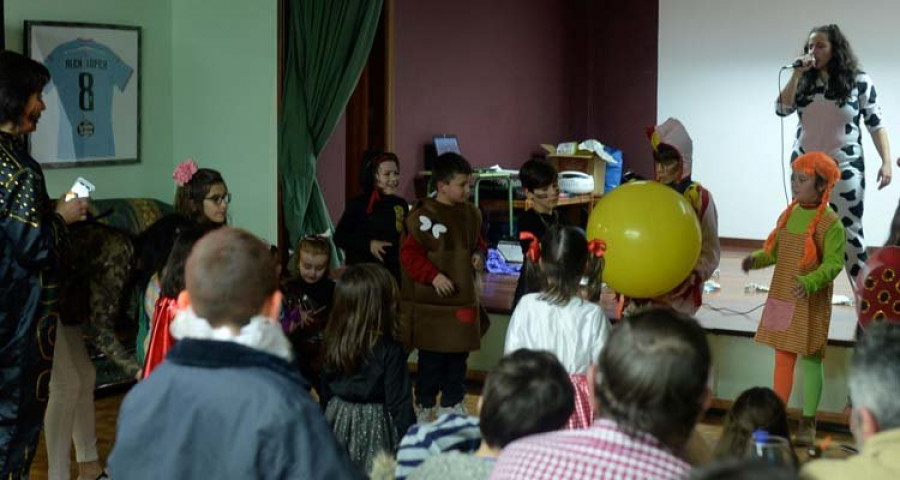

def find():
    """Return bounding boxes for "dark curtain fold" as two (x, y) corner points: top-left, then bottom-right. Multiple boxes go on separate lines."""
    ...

(279, 0), (383, 263)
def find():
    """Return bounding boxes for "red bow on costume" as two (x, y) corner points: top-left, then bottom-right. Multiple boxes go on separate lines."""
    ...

(587, 239), (606, 258)
(519, 232), (541, 263)
(366, 189), (382, 215)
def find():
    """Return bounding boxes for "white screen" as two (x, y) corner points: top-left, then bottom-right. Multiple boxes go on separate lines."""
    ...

(658, 0), (900, 244)
(434, 136), (460, 156)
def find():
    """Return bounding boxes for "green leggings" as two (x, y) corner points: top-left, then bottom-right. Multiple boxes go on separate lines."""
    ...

(774, 349), (823, 416)
(801, 355), (824, 416)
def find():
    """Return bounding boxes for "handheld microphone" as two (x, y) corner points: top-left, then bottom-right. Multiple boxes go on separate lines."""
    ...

(782, 55), (814, 70)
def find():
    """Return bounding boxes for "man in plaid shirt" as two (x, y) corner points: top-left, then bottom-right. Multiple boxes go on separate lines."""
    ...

(491, 308), (711, 480)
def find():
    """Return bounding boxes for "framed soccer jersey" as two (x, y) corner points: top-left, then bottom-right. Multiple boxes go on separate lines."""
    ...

(25, 21), (140, 167)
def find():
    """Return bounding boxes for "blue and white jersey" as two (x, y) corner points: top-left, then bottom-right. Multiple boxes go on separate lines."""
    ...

(44, 39), (133, 159)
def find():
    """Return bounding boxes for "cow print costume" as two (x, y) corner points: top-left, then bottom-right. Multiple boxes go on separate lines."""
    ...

(777, 71), (884, 283)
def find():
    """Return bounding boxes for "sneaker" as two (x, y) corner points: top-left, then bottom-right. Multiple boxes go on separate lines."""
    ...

(794, 415), (817, 446)
(415, 404), (437, 424)
(437, 402), (469, 418)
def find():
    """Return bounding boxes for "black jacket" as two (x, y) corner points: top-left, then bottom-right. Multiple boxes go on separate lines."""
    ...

(0, 131), (67, 474)
(334, 192), (408, 281)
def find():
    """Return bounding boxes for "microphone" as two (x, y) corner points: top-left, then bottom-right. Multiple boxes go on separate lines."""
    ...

(782, 55), (815, 70)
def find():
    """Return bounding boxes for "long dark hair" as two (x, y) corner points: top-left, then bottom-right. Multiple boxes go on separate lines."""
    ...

(797, 24), (859, 105)
(0, 51), (50, 127)
(714, 387), (795, 462)
(174, 168), (227, 225)
(322, 264), (399, 374)
(534, 226), (603, 305)
(160, 226), (212, 298)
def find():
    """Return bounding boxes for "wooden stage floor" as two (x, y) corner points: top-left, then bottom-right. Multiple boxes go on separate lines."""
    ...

(483, 245), (859, 344)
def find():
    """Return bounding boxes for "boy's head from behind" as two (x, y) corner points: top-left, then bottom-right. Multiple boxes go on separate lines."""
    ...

(479, 349), (574, 449)
(519, 159), (560, 213)
(184, 227), (279, 329)
(296, 235), (331, 284)
(432, 152), (472, 205)
(594, 307), (711, 450)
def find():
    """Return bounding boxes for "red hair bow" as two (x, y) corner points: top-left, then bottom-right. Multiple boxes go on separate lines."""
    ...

(587, 239), (606, 258)
(519, 232), (541, 263)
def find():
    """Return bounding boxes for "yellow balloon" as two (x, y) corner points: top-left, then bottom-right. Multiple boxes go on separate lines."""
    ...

(586, 181), (701, 298)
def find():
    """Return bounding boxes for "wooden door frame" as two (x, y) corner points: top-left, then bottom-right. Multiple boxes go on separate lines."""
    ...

(344, 0), (394, 201)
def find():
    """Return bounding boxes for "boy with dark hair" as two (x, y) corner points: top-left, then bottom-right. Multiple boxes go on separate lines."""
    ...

(492, 307), (712, 480)
(401, 152), (485, 422)
(513, 159), (567, 308)
(518, 158), (562, 238)
(396, 349), (574, 480)
(109, 228), (362, 479)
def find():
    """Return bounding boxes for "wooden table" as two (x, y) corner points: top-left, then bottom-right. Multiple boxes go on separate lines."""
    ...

(479, 193), (600, 235)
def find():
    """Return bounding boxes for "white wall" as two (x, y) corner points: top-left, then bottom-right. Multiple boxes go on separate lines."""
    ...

(659, 0), (900, 244)
(171, 0), (278, 242)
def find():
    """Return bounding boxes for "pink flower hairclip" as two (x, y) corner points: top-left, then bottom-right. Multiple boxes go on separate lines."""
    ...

(173, 158), (199, 186)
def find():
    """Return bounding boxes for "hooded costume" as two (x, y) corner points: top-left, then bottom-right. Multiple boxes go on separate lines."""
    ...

(646, 118), (721, 315)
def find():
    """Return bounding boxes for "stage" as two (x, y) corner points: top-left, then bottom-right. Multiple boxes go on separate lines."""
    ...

(466, 245), (857, 420)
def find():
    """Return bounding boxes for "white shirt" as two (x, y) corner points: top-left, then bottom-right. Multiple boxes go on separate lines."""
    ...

(504, 293), (611, 374)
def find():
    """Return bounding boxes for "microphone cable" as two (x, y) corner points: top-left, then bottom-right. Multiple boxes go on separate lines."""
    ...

(777, 66), (793, 205)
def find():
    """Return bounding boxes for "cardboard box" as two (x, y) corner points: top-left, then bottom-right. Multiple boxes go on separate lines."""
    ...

(542, 143), (607, 196)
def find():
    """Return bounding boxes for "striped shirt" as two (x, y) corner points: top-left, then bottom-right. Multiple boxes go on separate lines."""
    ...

(490, 418), (689, 480)
(395, 414), (482, 480)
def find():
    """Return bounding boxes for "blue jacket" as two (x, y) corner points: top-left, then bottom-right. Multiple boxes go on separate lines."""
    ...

(109, 338), (363, 479)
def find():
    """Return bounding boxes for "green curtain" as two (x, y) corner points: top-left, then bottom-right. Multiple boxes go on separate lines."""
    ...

(279, 0), (383, 260)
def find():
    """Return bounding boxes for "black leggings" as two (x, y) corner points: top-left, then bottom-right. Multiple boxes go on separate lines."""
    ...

(415, 350), (469, 408)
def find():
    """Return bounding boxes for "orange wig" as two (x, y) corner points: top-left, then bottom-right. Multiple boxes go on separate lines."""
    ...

(763, 152), (841, 268)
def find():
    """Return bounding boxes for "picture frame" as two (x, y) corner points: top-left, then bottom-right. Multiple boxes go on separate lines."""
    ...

(25, 21), (141, 168)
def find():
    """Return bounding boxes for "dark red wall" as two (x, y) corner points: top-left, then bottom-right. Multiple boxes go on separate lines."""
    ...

(393, 0), (575, 200)
(317, 113), (347, 223)
(569, 0), (659, 180)
(317, 0), (659, 220)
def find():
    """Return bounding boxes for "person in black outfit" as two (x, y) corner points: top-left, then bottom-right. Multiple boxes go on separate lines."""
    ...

(0, 50), (90, 476)
(512, 159), (568, 309)
(320, 264), (415, 471)
(334, 151), (408, 282)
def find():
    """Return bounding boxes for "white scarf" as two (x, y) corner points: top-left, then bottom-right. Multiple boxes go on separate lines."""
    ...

(169, 307), (294, 362)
